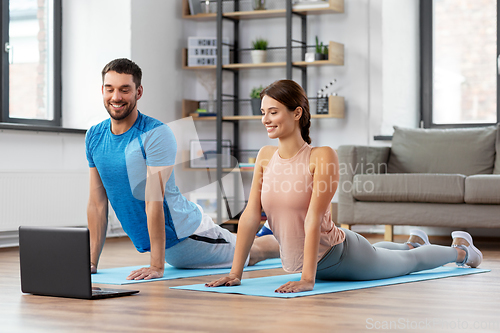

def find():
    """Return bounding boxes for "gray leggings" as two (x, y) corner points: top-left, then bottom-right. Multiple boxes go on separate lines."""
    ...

(316, 229), (458, 281)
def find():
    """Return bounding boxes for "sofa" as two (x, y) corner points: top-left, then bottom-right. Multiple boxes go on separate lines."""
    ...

(337, 124), (500, 241)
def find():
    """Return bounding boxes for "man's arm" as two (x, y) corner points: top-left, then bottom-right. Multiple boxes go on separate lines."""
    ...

(87, 167), (109, 273)
(126, 165), (172, 280)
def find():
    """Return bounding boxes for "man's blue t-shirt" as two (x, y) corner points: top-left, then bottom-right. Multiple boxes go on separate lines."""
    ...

(85, 111), (202, 252)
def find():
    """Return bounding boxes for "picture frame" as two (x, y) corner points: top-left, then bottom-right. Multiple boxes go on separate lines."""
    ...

(189, 140), (232, 168)
(187, 0), (201, 15)
(189, 192), (228, 220)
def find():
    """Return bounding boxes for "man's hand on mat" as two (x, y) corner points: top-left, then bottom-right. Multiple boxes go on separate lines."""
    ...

(275, 280), (314, 293)
(205, 274), (241, 287)
(126, 266), (164, 280)
(90, 263), (97, 274)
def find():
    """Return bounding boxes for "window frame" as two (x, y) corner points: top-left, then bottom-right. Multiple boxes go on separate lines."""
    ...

(420, 0), (500, 128)
(0, 0), (62, 127)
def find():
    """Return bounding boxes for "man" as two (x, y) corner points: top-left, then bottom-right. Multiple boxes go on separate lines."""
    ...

(86, 58), (277, 280)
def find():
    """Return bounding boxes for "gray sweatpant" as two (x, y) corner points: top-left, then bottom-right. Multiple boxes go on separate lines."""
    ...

(316, 229), (458, 281)
(164, 205), (249, 269)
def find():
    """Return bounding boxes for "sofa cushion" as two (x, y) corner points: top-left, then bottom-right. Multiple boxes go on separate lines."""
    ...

(464, 175), (500, 204)
(352, 174), (465, 203)
(494, 124), (500, 174)
(387, 126), (497, 175)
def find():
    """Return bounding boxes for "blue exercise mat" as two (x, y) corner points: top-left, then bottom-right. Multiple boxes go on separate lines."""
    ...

(171, 266), (490, 298)
(91, 258), (282, 285)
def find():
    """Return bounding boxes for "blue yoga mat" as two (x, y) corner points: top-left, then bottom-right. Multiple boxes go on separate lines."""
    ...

(91, 258), (282, 285)
(171, 266), (490, 298)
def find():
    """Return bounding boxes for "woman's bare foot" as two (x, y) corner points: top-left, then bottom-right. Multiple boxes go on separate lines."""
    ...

(249, 235), (280, 265)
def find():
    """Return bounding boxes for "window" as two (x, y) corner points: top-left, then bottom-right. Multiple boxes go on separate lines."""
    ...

(421, 0), (500, 128)
(1, 0), (61, 126)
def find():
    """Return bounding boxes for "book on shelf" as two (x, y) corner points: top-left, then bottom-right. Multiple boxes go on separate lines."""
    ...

(190, 111), (217, 117)
(238, 163), (255, 168)
(293, 0), (329, 10)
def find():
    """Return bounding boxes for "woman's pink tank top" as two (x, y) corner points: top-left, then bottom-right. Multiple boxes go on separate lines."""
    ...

(261, 142), (345, 273)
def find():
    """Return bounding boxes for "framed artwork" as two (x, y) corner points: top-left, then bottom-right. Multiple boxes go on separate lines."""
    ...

(189, 140), (232, 168)
(189, 192), (228, 221)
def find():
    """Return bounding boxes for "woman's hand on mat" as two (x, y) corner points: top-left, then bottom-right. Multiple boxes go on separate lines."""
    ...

(275, 279), (315, 293)
(126, 266), (164, 280)
(205, 274), (241, 288)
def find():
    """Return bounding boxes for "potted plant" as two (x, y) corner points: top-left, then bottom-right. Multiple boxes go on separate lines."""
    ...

(250, 85), (264, 115)
(305, 36), (328, 62)
(314, 36), (327, 61)
(252, 0), (266, 10)
(251, 38), (268, 64)
(321, 42), (329, 61)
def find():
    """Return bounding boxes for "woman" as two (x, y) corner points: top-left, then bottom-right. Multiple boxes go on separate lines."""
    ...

(206, 80), (483, 293)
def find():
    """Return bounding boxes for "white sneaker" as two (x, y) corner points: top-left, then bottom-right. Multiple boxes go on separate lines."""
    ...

(406, 229), (431, 248)
(451, 231), (483, 268)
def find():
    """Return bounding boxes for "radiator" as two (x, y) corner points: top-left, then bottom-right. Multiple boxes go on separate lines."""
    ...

(0, 170), (89, 232)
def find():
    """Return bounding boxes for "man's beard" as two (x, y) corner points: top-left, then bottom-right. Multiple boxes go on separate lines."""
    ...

(105, 98), (137, 121)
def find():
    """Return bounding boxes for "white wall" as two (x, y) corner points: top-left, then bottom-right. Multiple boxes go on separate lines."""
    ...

(62, 0), (132, 129)
(381, 0), (420, 134)
(130, 0), (185, 124)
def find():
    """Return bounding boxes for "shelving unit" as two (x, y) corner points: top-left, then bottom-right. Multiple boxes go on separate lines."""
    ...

(181, 0), (345, 224)
(182, 0), (344, 20)
(182, 95), (345, 120)
(182, 41), (344, 69)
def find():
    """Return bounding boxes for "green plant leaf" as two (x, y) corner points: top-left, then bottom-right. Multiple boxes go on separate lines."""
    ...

(322, 45), (328, 55)
(252, 38), (268, 50)
(250, 85), (264, 99)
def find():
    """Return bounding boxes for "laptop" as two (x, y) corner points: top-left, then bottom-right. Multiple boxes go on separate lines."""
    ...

(19, 226), (139, 299)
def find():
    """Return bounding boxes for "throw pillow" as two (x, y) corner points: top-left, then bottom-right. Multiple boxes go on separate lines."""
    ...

(387, 126), (497, 175)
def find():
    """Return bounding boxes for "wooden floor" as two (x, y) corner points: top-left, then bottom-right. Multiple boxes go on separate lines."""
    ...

(1, 234), (500, 333)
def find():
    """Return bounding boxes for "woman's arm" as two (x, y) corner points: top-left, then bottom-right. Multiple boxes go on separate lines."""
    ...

(206, 146), (275, 287)
(276, 147), (339, 293)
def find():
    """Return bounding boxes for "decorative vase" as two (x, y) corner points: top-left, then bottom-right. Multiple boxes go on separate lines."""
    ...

(252, 0), (266, 10)
(207, 91), (215, 113)
(315, 53), (326, 61)
(305, 52), (315, 62)
(251, 98), (262, 115)
(251, 50), (267, 64)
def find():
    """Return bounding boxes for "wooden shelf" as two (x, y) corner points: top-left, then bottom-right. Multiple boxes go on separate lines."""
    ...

(182, 42), (344, 70)
(223, 115), (261, 120)
(182, 0), (344, 21)
(222, 219), (239, 225)
(295, 41), (344, 66)
(293, 0), (344, 14)
(185, 114), (345, 121)
(182, 96), (345, 121)
(224, 62), (287, 69)
(182, 12), (216, 21)
(224, 9), (287, 20)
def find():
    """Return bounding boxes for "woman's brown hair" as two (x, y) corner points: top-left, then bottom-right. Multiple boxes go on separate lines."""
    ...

(260, 79), (311, 144)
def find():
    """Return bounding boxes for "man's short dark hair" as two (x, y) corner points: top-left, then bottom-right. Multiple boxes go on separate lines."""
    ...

(102, 58), (142, 88)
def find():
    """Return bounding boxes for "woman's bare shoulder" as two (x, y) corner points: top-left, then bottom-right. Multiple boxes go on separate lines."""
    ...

(257, 145), (278, 160)
(311, 146), (337, 161)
